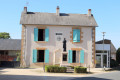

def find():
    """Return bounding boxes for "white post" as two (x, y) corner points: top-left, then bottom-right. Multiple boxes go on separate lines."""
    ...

(102, 32), (106, 68)
(101, 54), (103, 68)
(53, 52), (55, 65)
(61, 53), (63, 64)
(107, 52), (108, 67)
(109, 51), (110, 68)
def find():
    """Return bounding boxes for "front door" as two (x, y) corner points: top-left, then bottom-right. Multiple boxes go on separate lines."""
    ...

(96, 53), (108, 68)
(96, 54), (101, 67)
(72, 51), (76, 63)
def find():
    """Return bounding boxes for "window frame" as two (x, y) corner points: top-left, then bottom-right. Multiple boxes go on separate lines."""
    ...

(63, 54), (67, 61)
(71, 28), (83, 43)
(35, 27), (49, 43)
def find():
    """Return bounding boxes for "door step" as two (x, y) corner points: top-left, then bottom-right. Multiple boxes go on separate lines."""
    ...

(60, 64), (70, 67)
(60, 64), (74, 73)
(66, 66), (74, 73)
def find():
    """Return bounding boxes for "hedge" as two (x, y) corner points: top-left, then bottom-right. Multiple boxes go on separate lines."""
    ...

(45, 65), (67, 73)
(74, 66), (87, 73)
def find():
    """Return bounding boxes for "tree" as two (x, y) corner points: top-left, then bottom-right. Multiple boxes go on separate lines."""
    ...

(116, 47), (120, 64)
(0, 32), (10, 39)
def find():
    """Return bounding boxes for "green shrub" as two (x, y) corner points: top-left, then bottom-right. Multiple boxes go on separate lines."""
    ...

(49, 66), (55, 72)
(45, 65), (67, 73)
(69, 66), (74, 69)
(16, 53), (21, 61)
(45, 66), (49, 72)
(74, 66), (87, 73)
(110, 59), (119, 68)
(53, 66), (60, 73)
(59, 67), (67, 73)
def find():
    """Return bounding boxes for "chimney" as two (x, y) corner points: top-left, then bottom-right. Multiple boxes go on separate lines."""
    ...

(88, 9), (91, 16)
(56, 6), (60, 16)
(24, 7), (27, 14)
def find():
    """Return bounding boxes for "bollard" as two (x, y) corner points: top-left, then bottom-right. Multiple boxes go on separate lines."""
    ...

(43, 64), (45, 72)
(104, 66), (106, 71)
(88, 65), (90, 73)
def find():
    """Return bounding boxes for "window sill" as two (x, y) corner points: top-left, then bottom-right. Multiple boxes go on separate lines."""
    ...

(70, 40), (83, 43)
(36, 62), (45, 63)
(35, 41), (47, 43)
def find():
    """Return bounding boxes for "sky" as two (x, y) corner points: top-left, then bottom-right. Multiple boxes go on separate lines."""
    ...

(0, 0), (120, 49)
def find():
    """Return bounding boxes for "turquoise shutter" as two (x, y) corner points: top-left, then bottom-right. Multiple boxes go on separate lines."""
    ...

(68, 50), (72, 63)
(34, 28), (38, 41)
(73, 29), (77, 42)
(33, 49), (37, 63)
(45, 29), (49, 42)
(77, 29), (80, 42)
(45, 50), (49, 63)
(73, 29), (80, 42)
(80, 50), (84, 63)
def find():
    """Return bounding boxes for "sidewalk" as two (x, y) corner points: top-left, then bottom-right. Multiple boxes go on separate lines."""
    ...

(0, 67), (114, 77)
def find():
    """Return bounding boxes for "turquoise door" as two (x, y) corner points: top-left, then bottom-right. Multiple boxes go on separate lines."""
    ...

(34, 28), (38, 41)
(80, 50), (84, 63)
(33, 49), (37, 63)
(68, 50), (72, 63)
(45, 50), (49, 63)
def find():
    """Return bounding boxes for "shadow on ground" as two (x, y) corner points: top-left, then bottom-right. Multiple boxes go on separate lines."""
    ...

(0, 68), (8, 74)
(0, 75), (111, 80)
(106, 66), (120, 71)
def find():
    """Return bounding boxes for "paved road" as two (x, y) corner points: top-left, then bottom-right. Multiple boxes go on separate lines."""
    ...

(0, 71), (120, 80)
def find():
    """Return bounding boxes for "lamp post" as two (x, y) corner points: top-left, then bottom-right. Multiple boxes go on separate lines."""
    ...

(102, 32), (106, 69)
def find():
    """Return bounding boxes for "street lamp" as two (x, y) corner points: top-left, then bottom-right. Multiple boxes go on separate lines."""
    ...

(102, 32), (106, 69)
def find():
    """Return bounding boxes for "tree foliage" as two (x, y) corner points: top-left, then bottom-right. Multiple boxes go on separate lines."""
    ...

(0, 32), (10, 39)
(116, 47), (120, 64)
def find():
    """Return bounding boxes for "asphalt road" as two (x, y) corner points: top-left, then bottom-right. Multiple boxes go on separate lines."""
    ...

(0, 71), (120, 80)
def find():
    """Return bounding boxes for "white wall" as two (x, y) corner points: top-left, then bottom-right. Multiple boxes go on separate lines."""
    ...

(25, 25), (93, 67)
(96, 44), (110, 50)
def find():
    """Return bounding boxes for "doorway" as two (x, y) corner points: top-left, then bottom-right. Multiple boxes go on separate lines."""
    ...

(38, 50), (45, 62)
(72, 51), (76, 63)
(96, 53), (108, 68)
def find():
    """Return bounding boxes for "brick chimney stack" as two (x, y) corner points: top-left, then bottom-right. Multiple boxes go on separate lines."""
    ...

(56, 6), (60, 16)
(88, 9), (91, 16)
(24, 7), (27, 14)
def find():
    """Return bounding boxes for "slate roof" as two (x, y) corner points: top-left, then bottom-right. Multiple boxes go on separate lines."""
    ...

(95, 39), (111, 44)
(20, 12), (98, 27)
(0, 39), (21, 50)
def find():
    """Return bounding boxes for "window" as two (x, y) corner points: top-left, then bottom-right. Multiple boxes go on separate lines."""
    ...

(63, 54), (67, 61)
(73, 29), (80, 42)
(33, 49), (49, 63)
(68, 49), (84, 63)
(72, 51), (76, 63)
(38, 29), (45, 41)
(34, 28), (49, 42)
(0, 51), (8, 55)
(96, 50), (107, 53)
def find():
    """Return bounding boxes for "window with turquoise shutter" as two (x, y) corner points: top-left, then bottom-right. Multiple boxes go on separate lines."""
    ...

(68, 50), (73, 63)
(73, 29), (80, 42)
(34, 28), (49, 42)
(34, 28), (38, 41)
(45, 50), (49, 63)
(45, 29), (49, 42)
(80, 50), (84, 63)
(33, 49), (37, 63)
